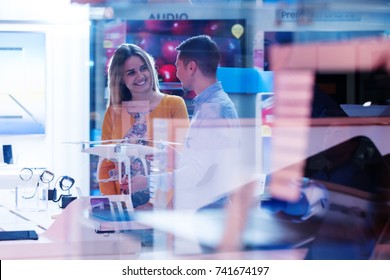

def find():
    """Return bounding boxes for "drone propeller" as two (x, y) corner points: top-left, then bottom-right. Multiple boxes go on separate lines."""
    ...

(62, 138), (181, 146)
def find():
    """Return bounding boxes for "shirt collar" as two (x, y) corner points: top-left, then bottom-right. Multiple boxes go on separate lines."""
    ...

(192, 81), (222, 106)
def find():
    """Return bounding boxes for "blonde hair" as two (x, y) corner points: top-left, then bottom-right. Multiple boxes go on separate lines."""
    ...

(107, 43), (160, 106)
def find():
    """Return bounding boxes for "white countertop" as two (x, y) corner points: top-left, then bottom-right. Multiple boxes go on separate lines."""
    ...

(0, 189), (62, 233)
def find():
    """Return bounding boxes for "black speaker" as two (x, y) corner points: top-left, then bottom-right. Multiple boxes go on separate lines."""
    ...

(2, 145), (13, 164)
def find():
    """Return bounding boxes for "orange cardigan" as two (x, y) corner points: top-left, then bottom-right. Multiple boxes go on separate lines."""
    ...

(98, 94), (189, 195)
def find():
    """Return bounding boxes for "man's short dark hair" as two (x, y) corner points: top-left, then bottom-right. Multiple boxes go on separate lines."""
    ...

(176, 35), (220, 76)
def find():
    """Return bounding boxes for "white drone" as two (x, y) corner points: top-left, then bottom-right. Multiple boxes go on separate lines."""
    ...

(65, 138), (180, 184)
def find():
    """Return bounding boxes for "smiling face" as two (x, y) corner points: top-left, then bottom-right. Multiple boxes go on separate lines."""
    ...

(122, 55), (153, 98)
(175, 53), (193, 92)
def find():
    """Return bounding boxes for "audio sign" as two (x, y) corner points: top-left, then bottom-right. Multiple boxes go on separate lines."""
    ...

(149, 13), (189, 20)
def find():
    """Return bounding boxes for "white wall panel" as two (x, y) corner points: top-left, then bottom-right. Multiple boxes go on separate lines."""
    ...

(0, 2), (91, 196)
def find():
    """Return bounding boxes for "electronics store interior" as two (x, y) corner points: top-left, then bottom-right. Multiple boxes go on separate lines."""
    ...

(0, 0), (390, 260)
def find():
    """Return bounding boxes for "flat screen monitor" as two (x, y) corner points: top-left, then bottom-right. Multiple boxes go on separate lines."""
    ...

(103, 19), (247, 98)
(0, 32), (46, 135)
(313, 68), (390, 118)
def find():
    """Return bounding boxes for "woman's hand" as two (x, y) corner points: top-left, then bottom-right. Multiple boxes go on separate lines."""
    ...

(120, 175), (130, 194)
(131, 175), (148, 193)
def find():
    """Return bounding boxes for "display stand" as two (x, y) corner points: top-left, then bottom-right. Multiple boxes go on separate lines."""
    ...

(0, 193), (143, 259)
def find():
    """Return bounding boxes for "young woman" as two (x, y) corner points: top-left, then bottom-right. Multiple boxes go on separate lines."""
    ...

(98, 43), (189, 208)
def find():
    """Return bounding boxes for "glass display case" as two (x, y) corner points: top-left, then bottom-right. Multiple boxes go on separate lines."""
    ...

(89, 18), (247, 194)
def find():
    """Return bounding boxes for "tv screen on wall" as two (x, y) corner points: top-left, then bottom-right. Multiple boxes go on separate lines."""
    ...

(0, 32), (46, 135)
(103, 19), (247, 97)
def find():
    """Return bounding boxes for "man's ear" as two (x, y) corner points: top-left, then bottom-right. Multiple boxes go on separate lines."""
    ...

(188, 61), (197, 73)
